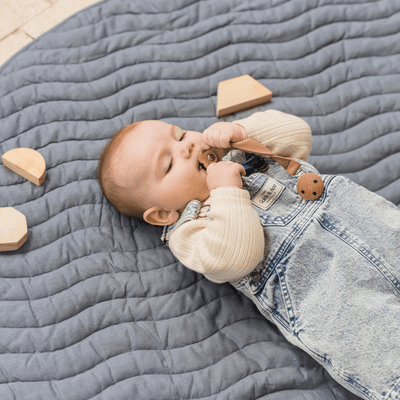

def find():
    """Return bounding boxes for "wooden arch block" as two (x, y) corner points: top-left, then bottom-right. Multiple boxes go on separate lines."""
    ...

(216, 75), (273, 117)
(2, 148), (46, 186)
(0, 207), (28, 251)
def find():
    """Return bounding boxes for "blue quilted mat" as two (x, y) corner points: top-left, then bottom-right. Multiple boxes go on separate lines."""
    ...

(0, 0), (399, 399)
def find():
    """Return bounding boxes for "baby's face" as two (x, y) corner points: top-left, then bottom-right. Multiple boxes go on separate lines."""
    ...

(115, 120), (210, 224)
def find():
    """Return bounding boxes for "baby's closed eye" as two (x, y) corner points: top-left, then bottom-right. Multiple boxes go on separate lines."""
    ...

(176, 126), (186, 141)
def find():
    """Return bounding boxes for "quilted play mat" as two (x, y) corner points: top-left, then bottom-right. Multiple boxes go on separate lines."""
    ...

(0, 0), (399, 399)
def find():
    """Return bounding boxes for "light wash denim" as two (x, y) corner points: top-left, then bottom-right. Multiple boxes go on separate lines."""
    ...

(163, 151), (400, 400)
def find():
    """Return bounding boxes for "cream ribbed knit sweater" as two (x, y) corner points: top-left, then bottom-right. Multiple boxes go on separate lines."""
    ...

(168, 110), (312, 283)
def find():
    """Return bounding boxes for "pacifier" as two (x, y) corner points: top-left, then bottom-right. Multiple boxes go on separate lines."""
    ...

(198, 147), (229, 169)
(198, 147), (267, 176)
(197, 137), (324, 201)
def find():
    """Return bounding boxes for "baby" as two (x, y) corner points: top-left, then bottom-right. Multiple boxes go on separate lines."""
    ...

(96, 110), (400, 400)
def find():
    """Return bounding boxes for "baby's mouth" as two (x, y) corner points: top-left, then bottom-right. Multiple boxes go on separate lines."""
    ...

(198, 160), (206, 171)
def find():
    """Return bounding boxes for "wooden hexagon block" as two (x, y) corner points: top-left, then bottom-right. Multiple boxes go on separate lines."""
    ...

(0, 207), (28, 251)
(216, 75), (273, 117)
(2, 148), (46, 186)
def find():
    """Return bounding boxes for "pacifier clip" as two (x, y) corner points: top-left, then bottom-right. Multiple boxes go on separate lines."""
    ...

(197, 137), (324, 201)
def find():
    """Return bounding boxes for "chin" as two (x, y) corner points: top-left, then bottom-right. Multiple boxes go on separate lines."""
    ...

(199, 190), (211, 202)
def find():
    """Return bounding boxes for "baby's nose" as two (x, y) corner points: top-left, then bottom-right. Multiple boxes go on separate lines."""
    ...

(182, 142), (194, 158)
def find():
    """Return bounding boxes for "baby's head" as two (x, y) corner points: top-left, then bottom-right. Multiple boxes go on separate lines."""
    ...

(96, 120), (209, 226)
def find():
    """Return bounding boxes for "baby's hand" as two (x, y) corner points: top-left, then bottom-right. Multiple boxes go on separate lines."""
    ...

(206, 161), (246, 191)
(203, 122), (247, 148)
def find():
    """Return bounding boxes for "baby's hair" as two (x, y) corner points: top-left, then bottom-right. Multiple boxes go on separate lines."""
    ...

(95, 122), (146, 220)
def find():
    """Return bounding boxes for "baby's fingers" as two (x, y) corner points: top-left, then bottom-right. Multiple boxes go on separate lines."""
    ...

(237, 163), (246, 176)
(217, 133), (232, 149)
(204, 131), (231, 148)
(203, 123), (237, 149)
(203, 127), (221, 148)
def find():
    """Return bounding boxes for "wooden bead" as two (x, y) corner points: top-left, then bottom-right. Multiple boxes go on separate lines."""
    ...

(2, 148), (46, 186)
(297, 173), (324, 201)
(207, 153), (216, 161)
(197, 148), (229, 168)
(0, 207), (28, 251)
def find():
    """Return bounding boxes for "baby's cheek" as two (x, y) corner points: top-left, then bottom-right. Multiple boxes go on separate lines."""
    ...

(182, 175), (209, 201)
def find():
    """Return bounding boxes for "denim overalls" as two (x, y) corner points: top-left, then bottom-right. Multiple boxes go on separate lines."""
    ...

(162, 150), (400, 400)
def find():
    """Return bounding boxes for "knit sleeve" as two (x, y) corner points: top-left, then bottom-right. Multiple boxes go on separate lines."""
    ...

(168, 187), (264, 283)
(233, 110), (312, 161)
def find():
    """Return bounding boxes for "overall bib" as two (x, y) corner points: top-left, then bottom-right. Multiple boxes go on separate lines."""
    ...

(165, 151), (400, 400)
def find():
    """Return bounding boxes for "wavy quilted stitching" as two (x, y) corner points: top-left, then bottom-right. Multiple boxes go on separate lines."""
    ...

(0, 0), (398, 399)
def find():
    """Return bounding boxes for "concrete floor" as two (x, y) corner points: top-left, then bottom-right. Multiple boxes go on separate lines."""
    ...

(0, 0), (102, 67)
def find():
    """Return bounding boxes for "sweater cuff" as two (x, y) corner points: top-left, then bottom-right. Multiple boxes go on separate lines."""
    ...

(233, 110), (312, 161)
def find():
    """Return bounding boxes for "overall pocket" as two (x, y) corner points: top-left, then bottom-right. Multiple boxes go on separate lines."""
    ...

(244, 172), (307, 227)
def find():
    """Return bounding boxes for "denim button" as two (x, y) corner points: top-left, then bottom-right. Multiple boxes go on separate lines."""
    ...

(252, 272), (261, 283)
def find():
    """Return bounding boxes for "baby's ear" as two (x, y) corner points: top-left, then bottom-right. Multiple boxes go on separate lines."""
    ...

(143, 207), (180, 226)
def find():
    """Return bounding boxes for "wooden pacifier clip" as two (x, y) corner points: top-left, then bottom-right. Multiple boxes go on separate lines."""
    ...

(197, 137), (324, 201)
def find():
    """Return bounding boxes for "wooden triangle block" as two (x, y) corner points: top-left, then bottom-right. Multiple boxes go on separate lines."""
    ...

(2, 148), (46, 186)
(216, 75), (273, 117)
(0, 207), (28, 251)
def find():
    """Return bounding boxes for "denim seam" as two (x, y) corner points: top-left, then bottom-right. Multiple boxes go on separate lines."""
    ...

(255, 292), (274, 314)
(293, 334), (380, 400)
(317, 217), (400, 296)
(259, 199), (307, 226)
(385, 376), (400, 400)
(272, 311), (290, 333)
